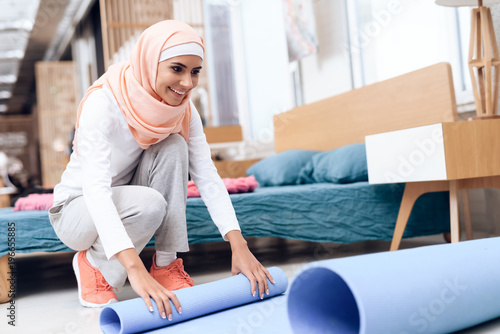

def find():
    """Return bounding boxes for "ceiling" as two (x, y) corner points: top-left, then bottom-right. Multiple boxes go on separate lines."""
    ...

(0, 0), (94, 115)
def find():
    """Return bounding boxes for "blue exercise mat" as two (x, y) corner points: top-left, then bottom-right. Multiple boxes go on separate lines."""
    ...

(146, 294), (291, 333)
(101, 238), (500, 333)
(100, 267), (288, 334)
(288, 237), (500, 333)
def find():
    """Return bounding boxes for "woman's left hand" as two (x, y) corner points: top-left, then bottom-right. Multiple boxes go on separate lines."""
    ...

(226, 230), (275, 299)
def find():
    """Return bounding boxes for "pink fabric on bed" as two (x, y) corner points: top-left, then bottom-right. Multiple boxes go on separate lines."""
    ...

(188, 175), (259, 198)
(13, 176), (259, 209)
(13, 193), (54, 211)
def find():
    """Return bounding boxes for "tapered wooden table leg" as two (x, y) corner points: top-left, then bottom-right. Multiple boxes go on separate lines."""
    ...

(462, 190), (473, 240)
(449, 180), (460, 243)
(390, 184), (422, 251)
(390, 181), (451, 251)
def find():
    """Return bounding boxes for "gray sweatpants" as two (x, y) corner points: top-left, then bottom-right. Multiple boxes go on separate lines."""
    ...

(49, 134), (189, 287)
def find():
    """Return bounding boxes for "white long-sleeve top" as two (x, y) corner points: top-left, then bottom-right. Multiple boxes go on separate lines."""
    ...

(53, 86), (240, 259)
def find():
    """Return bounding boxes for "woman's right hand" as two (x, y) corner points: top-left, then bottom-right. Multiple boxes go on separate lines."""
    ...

(115, 248), (182, 320)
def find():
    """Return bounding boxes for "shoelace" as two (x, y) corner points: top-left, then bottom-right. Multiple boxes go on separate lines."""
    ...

(94, 270), (114, 292)
(166, 262), (194, 285)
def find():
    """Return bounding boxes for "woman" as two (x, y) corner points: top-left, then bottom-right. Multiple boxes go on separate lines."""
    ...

(48, 20), (273, 321)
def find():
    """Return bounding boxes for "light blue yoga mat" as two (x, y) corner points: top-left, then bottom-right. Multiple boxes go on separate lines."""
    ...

(100, 237), (500, 333)
(100, 266), (288, 334)
(146, 294), (291, 333)
(288, 237), (500, 334)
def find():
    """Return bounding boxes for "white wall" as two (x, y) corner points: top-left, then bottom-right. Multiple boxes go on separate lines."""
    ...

(238, 0), (294, 147)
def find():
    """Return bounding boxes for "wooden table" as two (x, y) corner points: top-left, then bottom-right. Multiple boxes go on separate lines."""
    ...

(365, 119), (500, 250)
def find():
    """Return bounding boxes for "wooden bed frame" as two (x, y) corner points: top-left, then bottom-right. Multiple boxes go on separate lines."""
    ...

(0, 63), (459, 304)
(273, 62), (461, 252)
(274, 62), (458, 152)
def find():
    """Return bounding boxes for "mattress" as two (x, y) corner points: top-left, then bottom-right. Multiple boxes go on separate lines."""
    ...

(186, 182), (450, 243)
(0, 182), (450, 257)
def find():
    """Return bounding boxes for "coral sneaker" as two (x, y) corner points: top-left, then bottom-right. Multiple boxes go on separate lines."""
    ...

(150, 256), (194, 291)
(72, 251), (118, 307)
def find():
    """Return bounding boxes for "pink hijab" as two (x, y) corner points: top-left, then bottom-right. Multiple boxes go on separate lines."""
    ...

(75, 20), (204, 150)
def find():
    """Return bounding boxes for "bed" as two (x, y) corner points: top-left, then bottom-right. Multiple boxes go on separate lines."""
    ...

(0, 62), (457, 302)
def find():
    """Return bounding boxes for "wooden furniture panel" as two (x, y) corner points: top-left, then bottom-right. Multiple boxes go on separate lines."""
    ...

(442, 119), (500, 180)
(213, 158), (260, 179)
(204, 125), (243, 144)
(35, 61), (79, 188)
(274, 62), (458, 153)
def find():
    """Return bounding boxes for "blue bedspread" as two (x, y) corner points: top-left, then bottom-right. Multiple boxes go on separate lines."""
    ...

(0, 182), (449, 257)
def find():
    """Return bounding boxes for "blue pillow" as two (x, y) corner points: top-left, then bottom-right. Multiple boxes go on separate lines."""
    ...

(247, 150), (319, 187)
(298, 143), (368, 184)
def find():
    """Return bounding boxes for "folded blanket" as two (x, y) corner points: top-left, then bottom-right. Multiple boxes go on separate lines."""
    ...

(188, 175), (259, 197)
(13, 193), (54, 211)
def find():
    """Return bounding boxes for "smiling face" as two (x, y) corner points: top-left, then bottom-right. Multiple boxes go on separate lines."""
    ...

(155, 55), (203, 106)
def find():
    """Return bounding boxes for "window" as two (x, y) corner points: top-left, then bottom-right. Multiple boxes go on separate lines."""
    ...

(346, 0), (471, 92)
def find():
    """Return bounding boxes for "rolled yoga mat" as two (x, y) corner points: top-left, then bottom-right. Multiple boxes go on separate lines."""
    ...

(287, 237), (500, 334)
(100, 266), (288, 334)
(146, 294), (291, 333)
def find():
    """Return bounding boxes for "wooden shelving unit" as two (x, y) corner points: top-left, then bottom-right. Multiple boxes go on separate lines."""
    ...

(35, 61), (80, 188)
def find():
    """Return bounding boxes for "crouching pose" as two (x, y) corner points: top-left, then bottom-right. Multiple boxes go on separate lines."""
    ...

(49, 20), (273, 320)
